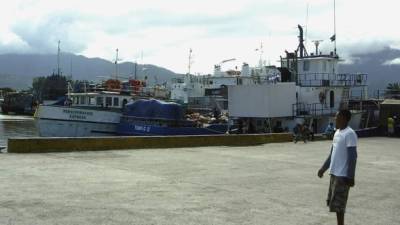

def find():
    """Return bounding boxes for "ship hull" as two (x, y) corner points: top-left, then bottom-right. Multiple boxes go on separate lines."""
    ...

(117, 122), (228, 136)
(35, 105), (121, 137)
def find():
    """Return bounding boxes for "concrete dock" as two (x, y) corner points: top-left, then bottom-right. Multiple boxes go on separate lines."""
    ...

(0, 137), (399, 225)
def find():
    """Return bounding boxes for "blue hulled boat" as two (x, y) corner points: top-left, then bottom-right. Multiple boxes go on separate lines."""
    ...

(116, 99), (228, 136)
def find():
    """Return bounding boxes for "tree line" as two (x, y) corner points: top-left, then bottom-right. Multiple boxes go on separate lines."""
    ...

(32, 74), (68, 101)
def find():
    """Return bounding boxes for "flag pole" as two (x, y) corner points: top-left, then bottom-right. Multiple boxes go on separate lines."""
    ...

(334, 0), (337, 55)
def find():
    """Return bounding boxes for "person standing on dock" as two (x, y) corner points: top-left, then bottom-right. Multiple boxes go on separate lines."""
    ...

(324, 122), (336, 139)
(318, 109), (358, 225)
(387, 116), (394, 137)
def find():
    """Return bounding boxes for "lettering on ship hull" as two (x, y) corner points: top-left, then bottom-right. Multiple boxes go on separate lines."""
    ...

(62, 109), (94, 120)
(134, 125), (151, 132)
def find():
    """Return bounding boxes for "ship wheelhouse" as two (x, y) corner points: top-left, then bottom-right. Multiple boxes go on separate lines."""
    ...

(279, 25), (367, 118)
(68, 91), (133, 110)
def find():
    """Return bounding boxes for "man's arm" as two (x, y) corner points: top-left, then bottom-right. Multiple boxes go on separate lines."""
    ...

(318, 146), (333, 178)
(345, 146), (357, 186)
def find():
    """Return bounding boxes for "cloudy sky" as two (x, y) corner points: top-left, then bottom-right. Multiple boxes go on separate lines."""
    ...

(0, 0), (398, 74)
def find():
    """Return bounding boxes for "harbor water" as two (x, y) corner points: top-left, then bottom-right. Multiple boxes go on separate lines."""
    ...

(0, 114), (38, 147)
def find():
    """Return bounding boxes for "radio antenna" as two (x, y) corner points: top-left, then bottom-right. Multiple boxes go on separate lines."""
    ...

(305, 3), (309, 48)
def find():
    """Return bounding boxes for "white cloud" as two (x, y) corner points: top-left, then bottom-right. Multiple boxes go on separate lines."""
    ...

(383, 58), (400, 65)
(0, 0), (399, 73)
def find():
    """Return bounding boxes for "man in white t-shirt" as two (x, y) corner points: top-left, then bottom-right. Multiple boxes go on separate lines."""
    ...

(318, 109), (358, 225)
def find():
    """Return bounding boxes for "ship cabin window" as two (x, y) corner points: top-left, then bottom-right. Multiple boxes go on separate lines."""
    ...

(106, 97), (112, 107)
(96, 97), (103, 106)
(89, 97), (95, 105)
(113, 97), (119, 107)
(80, 96), (85, 104)
(122, 99), (128, 107)
(303, 61), (310, 71)
(323, 61), (327, 72)
(74, 97), (79, 104)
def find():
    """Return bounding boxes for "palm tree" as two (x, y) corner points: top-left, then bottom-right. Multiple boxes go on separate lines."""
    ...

(386, 82), (400, 98)
(387, 82), (400, 91)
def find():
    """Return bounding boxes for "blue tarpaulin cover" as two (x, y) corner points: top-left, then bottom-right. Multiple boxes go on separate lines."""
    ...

(51, 96), (67, 105)
(123, 99), (184, 120)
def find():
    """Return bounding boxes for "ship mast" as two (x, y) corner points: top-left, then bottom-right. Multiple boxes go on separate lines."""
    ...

(256, 42), (264, 67)
(115, 48), (119, 80)
(333, 0), (337, 55)
(57, 40), (61, 75)
(188, 48), (193, 75)
(305, 3), (309, 49)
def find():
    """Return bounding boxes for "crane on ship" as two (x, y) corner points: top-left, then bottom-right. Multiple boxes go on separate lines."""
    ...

(220, 58), (236, 65)
(214, 58), (236, 70)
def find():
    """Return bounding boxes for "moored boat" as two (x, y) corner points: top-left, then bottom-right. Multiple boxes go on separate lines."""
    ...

(117, 99), (229, 136)
(0, 92), (36, 115)
(35, 91), (133, 137)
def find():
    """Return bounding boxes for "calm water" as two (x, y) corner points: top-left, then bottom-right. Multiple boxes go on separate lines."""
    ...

(0, 114), (38, 147)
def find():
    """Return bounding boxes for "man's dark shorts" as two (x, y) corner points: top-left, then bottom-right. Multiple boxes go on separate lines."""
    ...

(327, 175), (350, 213)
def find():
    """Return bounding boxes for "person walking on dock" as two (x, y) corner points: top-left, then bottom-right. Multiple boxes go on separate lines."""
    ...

(317, 109), (358, 225)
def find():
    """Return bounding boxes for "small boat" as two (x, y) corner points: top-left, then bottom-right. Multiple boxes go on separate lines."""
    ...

(0, 92), (36, 115)
(117, 99), (229, 136)
(35, 91), (131, 137)
(35, 75), (150, 137)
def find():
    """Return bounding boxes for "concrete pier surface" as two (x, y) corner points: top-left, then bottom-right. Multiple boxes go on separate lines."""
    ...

(0, 137), (399, 225)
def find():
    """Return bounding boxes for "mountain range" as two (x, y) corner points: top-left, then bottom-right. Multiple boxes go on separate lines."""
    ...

(0, 47), (399, 92)
(339, 47), (400, 93)
(0, 53), (179, 89)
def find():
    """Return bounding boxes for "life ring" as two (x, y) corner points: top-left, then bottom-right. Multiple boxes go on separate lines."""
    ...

(319, 91), (326, 103)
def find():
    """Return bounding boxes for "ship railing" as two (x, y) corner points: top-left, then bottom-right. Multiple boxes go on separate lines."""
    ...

(297, 73), (367, 87)
(345, 89), (400, 100)
(349, 89), (367, 100)
(292, 102), (337, 117)
(371, 89), (400, 100)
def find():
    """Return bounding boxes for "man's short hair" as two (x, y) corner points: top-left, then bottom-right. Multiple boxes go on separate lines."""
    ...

(338, 109), (352, 122)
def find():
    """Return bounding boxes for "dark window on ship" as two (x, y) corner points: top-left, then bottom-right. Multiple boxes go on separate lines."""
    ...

(303, 61), (310, 71)
(96, 97), (103, 106)
(113, 97), (119, 107)
(80, 96), (85, 104)
(330, 90), (335, 108)
(106, 97), (112, 107)
(290, 61), (296, 70)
